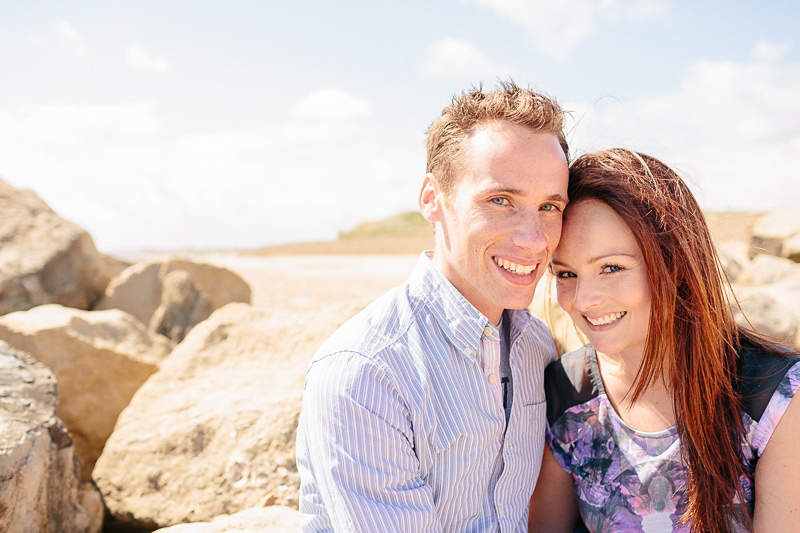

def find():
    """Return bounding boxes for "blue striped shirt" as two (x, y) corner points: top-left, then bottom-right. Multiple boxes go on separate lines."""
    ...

(296, 252), (557, 532)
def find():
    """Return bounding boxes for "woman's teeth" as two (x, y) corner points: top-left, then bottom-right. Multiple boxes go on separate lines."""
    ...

(586, 311), (626, 326)
(494, 257), (535, 275)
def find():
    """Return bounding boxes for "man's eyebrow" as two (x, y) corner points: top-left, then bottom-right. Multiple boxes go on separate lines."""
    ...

(482, 187), (569, 204)
(483, 186), (525, 196)
(547, 193), (569, 204)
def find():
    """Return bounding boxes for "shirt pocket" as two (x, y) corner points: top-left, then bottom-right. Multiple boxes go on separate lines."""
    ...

(517, 400), (547, 455)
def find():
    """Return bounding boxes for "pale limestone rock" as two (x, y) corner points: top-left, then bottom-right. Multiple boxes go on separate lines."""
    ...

(0, 304), (174, 479)
(93, 302), (349, 531)
(150, 270), (214, 342)
(151, 506), (300, 532)
(0, 341), (103, 532)
(0, 178), (112, 315)
(736, 254), (798, 286)
(732, 253), (800, 350)
(94, 259), (251, 341)
(733, 278), (800, 352)
(716, 242), (751, 283)
(749, 208), (800, 262)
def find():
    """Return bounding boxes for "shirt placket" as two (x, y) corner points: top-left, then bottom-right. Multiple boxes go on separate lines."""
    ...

(479, 323), (507, 531)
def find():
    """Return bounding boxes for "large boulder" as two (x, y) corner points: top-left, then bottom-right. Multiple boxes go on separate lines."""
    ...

(749, 208), (800, 262)
(0, 178), (113, 315)
(93, 302), (354, 530)
(732, 255), (800, 351)
(0, 341), (103, 532)
(94, 259), (252, 342)
(152, 506), (299, 533)
(0, 304), (174, 479)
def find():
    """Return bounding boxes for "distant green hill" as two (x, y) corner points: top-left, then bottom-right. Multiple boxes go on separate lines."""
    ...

(247, 211), (433, 255)
(340, 211), (430, 239)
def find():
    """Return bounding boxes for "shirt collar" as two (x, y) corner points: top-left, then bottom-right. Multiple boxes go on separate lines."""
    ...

(408, 252), (533, 357)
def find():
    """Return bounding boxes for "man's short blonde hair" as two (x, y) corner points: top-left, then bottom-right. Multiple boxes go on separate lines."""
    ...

(425, 80), (569, 195)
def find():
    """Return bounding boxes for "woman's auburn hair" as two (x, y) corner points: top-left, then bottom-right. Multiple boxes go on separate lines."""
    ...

(567, 148), (770, 532)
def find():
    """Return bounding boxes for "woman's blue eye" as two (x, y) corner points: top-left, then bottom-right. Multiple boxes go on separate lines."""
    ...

(603, 265), (622, 273)
(556, 271), (576, 279)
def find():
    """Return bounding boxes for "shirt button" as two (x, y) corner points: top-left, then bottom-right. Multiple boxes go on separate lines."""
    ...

(498, 506), (505, 517)
(489, 374), (498, 385)
(463, 347), (473, 356)
(483, 326), (493, 336)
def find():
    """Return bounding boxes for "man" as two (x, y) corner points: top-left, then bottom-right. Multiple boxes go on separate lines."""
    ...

(296, 81), (570, 532)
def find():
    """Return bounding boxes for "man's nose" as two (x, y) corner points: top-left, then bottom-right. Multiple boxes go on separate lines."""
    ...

(513, 215), (548, 253)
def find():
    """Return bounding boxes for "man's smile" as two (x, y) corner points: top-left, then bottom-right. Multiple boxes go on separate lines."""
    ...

(493, 256), (536, 276)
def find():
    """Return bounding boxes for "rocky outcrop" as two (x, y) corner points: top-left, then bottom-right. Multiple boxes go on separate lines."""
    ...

(93, 302), (349, 531)
(0, 178), (113, 315)
(152, 506), (300, 533)
(94, 259), (252, 342)
(749, 208), (800, 262)
(731, 254), (800, 351)
(0, 304), (174, 479)
(0, 341), (103, 532)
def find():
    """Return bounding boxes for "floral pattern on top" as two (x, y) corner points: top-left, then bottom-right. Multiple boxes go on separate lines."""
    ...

(547, 355), (800, 533)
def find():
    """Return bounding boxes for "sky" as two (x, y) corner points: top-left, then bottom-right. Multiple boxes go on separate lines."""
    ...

(1, 1), (798, 253)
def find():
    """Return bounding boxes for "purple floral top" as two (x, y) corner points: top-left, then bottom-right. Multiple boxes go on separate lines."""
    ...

(544, 343), (800, 533)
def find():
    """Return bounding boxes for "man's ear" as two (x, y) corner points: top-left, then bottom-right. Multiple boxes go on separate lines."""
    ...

(419, 173), (442, 223)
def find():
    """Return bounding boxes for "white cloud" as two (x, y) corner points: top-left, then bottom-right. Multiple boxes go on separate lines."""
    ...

(0, 88), (422, 253)
(566, 42), (800, 211)
(425, 38), (510, 77)
(751, 40), (790, 63)
(56, 20), (88, 59)
(289, 88), (373, 121)
(284, 88), (374, 142)
(474, 0), (668, 61)
(126, 43), (170, 73)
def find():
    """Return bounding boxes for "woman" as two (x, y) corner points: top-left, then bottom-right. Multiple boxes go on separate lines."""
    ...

(529, 149), (800, 532)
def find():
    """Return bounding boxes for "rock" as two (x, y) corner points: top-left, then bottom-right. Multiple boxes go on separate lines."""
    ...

(734, 287), (800, 352)
(94, 259), (252, 341)
(149, 270), (214, 342)
(736, 254), (798, 286)
(0, 341), (103, 532)
(0, 304), (174, 479)
(716, 242), (751, 284)
(93, 302), (349, 530)
(151, 506), (300, 533)
(749, 208), (800, 262)
(0, 178), (113, 315)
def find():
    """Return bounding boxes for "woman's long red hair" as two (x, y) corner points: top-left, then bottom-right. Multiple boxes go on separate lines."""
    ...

(567, 149), (777, 532)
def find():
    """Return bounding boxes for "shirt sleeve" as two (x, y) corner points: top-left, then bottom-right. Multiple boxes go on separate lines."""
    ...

(750, 361), (800, 457)
(545, 420), (574, 474)
(297, 350), (442, 532)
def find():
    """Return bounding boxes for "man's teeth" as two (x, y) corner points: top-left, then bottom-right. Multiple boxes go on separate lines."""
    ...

(586, 312), (626, 326)
(494, 257), (535, 275)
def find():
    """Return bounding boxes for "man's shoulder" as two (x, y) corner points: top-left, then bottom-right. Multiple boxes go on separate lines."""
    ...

(522, 312), (557, 345)
(311, 281), (426, 366)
